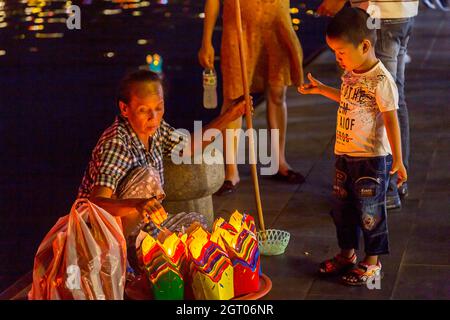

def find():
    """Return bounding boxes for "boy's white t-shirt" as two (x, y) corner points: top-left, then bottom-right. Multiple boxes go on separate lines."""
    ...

(335, 60), (399, 157)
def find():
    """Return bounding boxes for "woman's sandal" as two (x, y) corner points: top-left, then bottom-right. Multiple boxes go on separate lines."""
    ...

(341, 261), (383, 286)
(213, 180), (238, 196)
(272, 170), (306, 184)
(319, 253), (357, 276)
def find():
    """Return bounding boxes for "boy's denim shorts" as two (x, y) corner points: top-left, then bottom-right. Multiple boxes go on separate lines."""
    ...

(330, 154), (392, 255)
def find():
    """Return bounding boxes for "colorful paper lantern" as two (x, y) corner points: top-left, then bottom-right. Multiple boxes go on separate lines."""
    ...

(141, 232), (187, 300)
(212, 211), (260, 297)
(186, 226), (234, 300)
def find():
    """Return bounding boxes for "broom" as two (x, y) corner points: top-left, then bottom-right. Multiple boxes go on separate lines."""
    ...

(233, 0), (290, 255)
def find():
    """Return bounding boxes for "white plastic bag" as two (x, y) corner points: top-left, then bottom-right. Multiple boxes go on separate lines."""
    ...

(28, 199), (127, 300)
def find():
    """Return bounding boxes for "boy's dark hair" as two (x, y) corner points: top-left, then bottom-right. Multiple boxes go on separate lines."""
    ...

(117, 69), (164, 106)
(326, 7), (376, 47)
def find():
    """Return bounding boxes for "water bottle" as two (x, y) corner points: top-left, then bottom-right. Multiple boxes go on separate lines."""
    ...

(203, 68), (217, 109)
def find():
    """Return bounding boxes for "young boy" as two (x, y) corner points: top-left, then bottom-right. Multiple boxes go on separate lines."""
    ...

(299, 8), (407, 285)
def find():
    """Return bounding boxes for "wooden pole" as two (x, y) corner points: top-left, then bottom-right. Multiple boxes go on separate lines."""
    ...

(233, 0), (266, 234)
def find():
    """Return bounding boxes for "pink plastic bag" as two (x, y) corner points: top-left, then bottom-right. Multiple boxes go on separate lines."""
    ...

(28, 199), (127, 300)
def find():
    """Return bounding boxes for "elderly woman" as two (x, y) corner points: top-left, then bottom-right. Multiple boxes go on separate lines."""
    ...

(77, 70), (248, 241)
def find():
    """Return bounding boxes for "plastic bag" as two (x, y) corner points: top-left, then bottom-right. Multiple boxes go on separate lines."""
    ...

(28, 199), (127, 300)
(146, 211), (209, 238)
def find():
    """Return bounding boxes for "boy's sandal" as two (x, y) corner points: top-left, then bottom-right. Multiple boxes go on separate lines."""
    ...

(319, 253), (357, 276)
(341, 261), (383, 286)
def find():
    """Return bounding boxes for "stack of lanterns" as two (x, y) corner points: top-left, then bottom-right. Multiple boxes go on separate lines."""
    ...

(140, 232), (187, 299)
(212, 211), (260, 297)
(138, 211), (261, 300)
(186, 226), (234, 300)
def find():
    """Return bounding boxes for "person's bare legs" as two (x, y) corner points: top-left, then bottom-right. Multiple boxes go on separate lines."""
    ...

(266, 85), (291, 175)
(222, 98), (242, 185)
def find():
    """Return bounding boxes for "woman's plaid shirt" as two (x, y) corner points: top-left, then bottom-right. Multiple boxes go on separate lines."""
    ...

(77, 116), (186, 198)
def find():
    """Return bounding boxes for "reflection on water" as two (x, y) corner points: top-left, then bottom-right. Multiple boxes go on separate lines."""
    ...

(0, 0), (327, 126)
(0, 0), (205, 66)
(0, 1), (324, 69)
(0, 0), (328, 139)
(0, 0), (328, 292)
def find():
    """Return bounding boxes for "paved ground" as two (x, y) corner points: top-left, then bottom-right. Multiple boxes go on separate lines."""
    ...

(212, 8), (450, 300)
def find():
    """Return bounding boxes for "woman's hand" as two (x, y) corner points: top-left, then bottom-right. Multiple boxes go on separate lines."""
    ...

(226, 95), (253, 120)
(198, 43), (215, 69)
(136, 197), (167, 225)
(317, 0), (347, 17)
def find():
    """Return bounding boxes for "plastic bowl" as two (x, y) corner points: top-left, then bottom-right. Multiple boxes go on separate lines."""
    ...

(257, 229), (290, 256)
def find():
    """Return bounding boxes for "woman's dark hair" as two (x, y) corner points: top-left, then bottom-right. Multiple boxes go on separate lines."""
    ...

(326, 7), (377, 47)
(117, 69), (164, 106)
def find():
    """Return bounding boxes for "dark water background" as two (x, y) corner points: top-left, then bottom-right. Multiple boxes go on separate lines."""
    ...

(0, 0), (328, 291)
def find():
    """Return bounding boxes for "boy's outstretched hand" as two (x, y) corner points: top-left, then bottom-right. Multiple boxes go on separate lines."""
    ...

(390, 161), (408, 188)
(298, 73), (323, 95)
